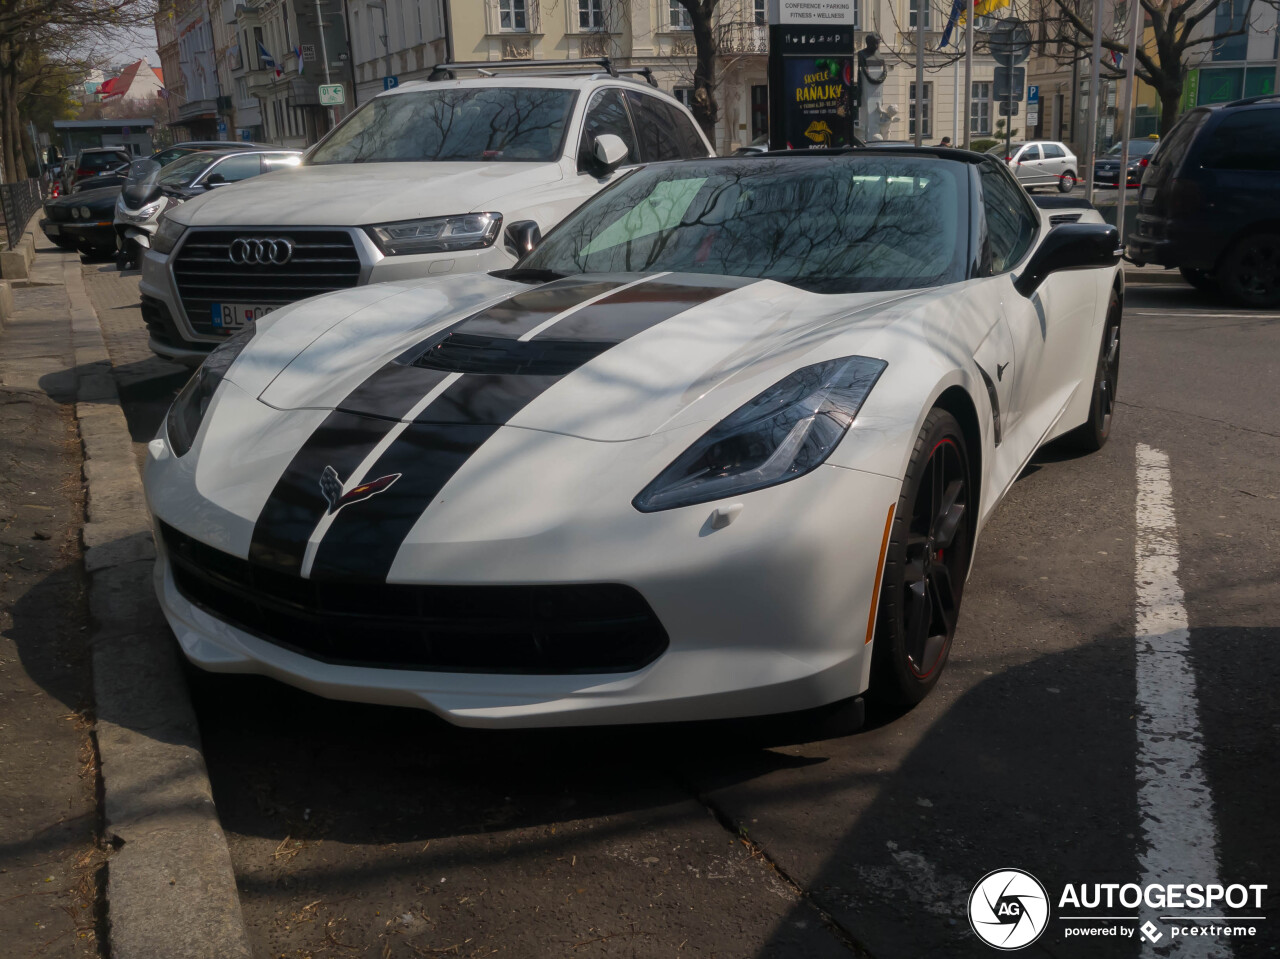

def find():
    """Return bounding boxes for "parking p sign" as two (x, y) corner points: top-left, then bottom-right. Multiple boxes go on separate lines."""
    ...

(1028, 84), (1040, 104)
(319, 83), (345, 106)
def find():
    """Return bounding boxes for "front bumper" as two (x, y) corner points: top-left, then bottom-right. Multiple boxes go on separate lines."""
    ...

(144, 424), (902, 728)
(61, 221), (117, 255)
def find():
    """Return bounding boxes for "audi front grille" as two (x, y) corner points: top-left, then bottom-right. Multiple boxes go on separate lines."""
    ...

(172, 229), (363, 336)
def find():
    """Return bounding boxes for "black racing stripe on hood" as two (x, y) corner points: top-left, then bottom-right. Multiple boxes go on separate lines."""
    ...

(247, 410), (414, 573)
(248, 277), (632, 574)
(308, 274), (751, 581)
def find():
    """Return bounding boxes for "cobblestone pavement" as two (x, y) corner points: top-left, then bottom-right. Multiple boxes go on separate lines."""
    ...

(78, 264), (185, 389)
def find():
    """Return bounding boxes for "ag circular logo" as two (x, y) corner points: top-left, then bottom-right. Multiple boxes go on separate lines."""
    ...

(968, 868), (1050, 950)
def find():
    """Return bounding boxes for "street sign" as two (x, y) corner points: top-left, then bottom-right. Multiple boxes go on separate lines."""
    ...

(1026, 111), (1039, 126)
(383, 75), (399, 91)
(994, 67), (1026, 101)
(988, 19), (1032, 67)
(998, 100), (1020, 117)
(768, 0), (858, 24)
(301, 43), (316, 62)
(1028, 84), (1040, 104)
(319, 83), (345, 105)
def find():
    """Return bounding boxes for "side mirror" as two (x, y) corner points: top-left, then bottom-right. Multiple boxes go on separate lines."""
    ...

(505, 220), (542, 257)
(204, 173), (228, 188)
(1014, 223), (1120, 297)
(591, 134), (630, 175)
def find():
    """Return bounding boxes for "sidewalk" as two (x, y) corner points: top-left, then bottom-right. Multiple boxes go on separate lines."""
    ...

(2, 223), (251, 959)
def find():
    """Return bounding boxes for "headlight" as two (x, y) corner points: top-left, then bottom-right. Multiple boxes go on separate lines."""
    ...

(633, 356), (887, 512)
(365, 213), (502, 256)
(116, 196), (162, 222)
(165, 325), (256, 457)
(79, 205), (91, 218)
(152, 215), (186, 255)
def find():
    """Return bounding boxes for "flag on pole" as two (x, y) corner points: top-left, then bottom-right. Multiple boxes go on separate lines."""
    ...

(258, 42), (283, 78)
(944, 0), (1014, 44)
(294, 46), (304, 75)
(939, 0), (967, 48)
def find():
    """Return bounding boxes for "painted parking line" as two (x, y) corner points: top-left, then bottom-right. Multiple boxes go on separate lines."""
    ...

(1134, 444), (1231, 957)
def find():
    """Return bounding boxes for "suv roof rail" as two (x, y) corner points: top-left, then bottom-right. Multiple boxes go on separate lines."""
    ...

(1224, 93), (1280, 107)
(428, 57), (619, 81)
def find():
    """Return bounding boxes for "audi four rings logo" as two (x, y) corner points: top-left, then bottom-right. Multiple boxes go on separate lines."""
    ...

(228, 237), (295, 265)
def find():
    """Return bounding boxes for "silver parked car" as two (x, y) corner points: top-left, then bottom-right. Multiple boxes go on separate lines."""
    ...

(987, 140), (1079, 192)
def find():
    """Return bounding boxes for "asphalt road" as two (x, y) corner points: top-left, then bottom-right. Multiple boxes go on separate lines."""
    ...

(109, 281), (1279, 958)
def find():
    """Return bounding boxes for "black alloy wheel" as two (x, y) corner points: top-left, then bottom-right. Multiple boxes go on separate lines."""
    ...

(871, 409), (972, 706)
(1064, 285), (1122, 452)
(1059, 170), (1078, 193)
(1219, 233), (1280, 308)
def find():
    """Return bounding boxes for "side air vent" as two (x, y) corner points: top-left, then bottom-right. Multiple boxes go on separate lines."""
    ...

(409, 332), (613, 376)
(1050, 212), (1083, 226)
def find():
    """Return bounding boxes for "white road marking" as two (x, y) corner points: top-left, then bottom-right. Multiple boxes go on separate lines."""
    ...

(1134, 444), (1231, 958)
(299, 372), (463, 578)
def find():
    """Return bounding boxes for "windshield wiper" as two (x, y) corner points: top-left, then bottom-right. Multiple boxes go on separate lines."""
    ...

(490, 267), (567, 284)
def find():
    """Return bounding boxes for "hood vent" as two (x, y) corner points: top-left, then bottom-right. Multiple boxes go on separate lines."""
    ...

(409, 332), (614, 376)
(1050, 212), (1083, 225)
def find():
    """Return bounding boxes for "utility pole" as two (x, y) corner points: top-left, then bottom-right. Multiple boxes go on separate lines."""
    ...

(963, 0), (973, 148)
(1084, 0), (1104, 201)
(915, 0), (925, 146)
(315, 0), (335, 129)
(1115, 0), (1140, 242)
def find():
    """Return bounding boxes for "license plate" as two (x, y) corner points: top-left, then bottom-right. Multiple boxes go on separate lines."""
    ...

(45, 223), (60, 236)
(212, 303), (274, 330)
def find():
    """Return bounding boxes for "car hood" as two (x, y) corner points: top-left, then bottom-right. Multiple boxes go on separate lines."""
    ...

(168, 161), (565, 226)
(53, 185), (121, 207)
(233, 271), (922, 443)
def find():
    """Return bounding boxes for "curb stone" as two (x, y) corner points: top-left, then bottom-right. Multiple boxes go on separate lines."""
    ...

(62, 253), (254, 959)
(1122, 267), (1187, 287)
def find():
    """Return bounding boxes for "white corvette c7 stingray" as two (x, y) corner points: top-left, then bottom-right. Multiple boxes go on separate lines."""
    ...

(143, 149), (1122, 727)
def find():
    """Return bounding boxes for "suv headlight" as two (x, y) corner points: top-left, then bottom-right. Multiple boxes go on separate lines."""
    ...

(365, 213), (502, 256)
(152, 214), (186, 255)
(633, 356), (887, 512)
(165, 325), (256, 457)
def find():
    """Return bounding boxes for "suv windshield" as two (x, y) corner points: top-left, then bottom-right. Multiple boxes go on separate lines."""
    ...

(79, 151), (127, 171)
(521, 157), (966, 294)
(309, 88), (577, 164)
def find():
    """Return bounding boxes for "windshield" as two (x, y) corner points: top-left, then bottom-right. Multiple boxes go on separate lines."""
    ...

(79, 151), (127, 171)
(1106, 139), (1158, 157)
(520, 157), (967, 294)
(157, 152), (221, 187)
(309, 87), (577, 164)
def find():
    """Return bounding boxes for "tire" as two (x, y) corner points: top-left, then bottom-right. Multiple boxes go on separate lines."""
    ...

(1063, 285), (1122, 452)
(1058, 170), (1078, 192)
(870, 409), (973, 707)
(115, 248), (131, 271)
(1179, 267), (1218, 293)
(1217, 233), (1280, 308)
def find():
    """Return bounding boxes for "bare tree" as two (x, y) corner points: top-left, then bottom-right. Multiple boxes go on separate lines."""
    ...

(1042, 0), (1266, 134)
(673, 0), (721, 139)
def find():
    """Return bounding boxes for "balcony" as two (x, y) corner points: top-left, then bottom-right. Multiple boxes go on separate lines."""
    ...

(717, 21), (768, 56)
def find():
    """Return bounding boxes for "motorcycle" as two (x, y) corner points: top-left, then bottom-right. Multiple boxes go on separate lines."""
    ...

(114, 159), (174, 270)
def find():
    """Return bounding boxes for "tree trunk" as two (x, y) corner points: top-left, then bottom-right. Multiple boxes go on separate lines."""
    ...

(683, 1), (719, 145)
(1158, 85), (1182, 135)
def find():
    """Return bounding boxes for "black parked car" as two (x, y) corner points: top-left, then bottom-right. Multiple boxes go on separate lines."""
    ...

(41, 186), (120, 258)
(61, 147), (132, 194)
(1093, 137), (1160, 187)
(1128, 95), (1280, 306)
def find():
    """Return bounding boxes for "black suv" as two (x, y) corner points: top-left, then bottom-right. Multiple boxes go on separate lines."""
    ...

(1127, 95), (1280, 306)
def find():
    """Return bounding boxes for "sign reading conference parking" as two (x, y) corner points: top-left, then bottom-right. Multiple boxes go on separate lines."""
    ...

(769, 0), (858, 24)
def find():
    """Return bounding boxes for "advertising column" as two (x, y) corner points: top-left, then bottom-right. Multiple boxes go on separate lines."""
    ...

(767, 1), (859, 150)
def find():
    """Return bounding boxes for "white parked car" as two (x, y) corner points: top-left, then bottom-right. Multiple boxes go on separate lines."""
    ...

(144, 150), (1122, 728)
(138, 60), (713, 365)
(988, 140), (1079, 192)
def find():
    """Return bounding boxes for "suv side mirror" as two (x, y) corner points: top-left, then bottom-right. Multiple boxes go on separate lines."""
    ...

(505, 220), (542, 257)
(591, 134), (630, 176)
(1015, 223), (1120, 297)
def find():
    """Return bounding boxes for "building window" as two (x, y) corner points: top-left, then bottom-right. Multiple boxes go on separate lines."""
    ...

(970, 80), (991, 135)
(579, 0), (604, 30)
(754, 0), (765, 25)
(909, 81), (932, 137)
(672, 87), (694, 107)
(499, 0), (528, 31)
(669, 0), (692, 29)
(909, 0), (931, 29)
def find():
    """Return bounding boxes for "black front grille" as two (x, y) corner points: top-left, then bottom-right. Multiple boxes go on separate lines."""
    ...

(173, 229), (362, 336)
(160, 523), (669, 674)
